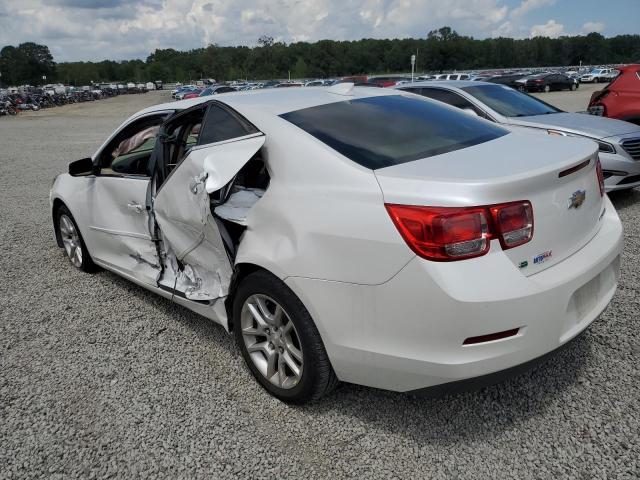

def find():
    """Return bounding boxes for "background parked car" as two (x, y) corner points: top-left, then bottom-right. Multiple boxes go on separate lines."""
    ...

(181, 89), (204, 100)
(275, 82), (304, 87)
(433, 73), (472, 81)
(398, 80), (640, 191)
(588, 64), (640, 126)
(197, 85), (237, 97)
(486, 73), (531, 90)
(526, 73), (577, 93)
(173, 86), (200, 100)
(580, 68), (618, 83)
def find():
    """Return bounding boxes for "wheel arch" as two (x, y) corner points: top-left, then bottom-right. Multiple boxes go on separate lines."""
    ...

(51, 197), (68, 247)
(225, 262), (279, 330)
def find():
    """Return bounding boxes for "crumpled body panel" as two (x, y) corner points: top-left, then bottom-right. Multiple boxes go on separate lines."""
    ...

(153, 135), (265, 300)
(214, 187), (265, 226)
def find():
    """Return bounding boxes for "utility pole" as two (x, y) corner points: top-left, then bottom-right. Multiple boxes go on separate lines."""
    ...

(411, 54), (416, 82)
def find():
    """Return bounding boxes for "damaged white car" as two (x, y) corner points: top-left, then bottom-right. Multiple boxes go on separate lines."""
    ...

(51, 85), (622, 403)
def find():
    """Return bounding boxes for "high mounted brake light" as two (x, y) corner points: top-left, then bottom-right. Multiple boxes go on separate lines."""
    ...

(385, 201), (533, 262)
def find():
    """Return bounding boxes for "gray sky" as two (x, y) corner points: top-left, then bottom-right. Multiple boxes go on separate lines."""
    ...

(0, 0), (636, 62)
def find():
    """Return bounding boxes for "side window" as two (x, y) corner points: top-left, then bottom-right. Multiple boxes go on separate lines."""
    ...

(399, 87), (422, 95)
(198, 104), (258, 146)
(420, 88), (487, 119)
(99, 113), (169, 177)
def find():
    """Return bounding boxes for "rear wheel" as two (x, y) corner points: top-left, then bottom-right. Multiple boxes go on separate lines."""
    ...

(55, 205), (98, 272)
(543, 85), (551, 93)
(233, 270), (338, 404)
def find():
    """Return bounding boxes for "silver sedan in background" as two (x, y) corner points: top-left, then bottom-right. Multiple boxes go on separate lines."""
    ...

(397, 81), (640, 191)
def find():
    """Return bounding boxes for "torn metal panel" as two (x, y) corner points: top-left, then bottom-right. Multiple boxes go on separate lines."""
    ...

(153, 134), (265, 301)
(158, 228), (230, 301)
(214, 187), (265, 226)
(202, 135), (265, 193)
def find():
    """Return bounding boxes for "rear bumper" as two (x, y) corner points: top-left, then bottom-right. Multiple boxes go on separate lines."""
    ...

(287, 197), (623, 392)
(409, 325), (588, 397)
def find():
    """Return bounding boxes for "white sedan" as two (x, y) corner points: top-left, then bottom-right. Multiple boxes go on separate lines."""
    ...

(50, 84), (623, 403)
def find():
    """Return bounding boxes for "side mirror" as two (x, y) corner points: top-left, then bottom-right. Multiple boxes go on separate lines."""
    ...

(69, 157), (96, 176)
(462, 108), (479, 117)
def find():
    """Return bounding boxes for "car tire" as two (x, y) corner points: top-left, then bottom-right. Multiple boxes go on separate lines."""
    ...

(570, 83), (577, 91)
(233, 270), (338, 404)
(543, 85), (551, 93)
(55, 205), (99, 273)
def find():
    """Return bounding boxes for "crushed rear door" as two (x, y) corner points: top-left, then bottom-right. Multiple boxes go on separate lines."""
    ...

(152, 134), (265, 300)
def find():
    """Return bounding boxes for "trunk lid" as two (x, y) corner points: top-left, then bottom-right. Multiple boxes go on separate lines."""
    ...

(375, 132), (605, 275)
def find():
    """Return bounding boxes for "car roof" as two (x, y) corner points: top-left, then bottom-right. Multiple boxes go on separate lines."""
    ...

(134, 85), (400, 119)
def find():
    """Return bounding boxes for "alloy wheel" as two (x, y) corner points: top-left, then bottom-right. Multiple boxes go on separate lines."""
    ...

(240, 294), (304, 389)
(59, 214), (83, 268)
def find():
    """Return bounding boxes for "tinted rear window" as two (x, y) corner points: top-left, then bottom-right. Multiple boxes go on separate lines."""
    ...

(280, 95), (507, 169)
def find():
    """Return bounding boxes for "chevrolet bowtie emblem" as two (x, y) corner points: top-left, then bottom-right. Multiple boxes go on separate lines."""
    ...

(568, 189), (586, 209)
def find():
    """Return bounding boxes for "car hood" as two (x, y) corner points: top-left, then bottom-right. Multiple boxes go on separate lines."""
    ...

(505, 112), (640, 140)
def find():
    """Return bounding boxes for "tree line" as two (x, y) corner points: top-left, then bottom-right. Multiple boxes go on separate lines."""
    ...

(2, 27), (640, 87)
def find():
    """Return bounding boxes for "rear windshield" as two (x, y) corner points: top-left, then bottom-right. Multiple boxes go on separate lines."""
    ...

(280, 95), (507, 169)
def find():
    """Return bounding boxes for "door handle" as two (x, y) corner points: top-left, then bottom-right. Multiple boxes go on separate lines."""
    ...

(127, 202), (144, 214)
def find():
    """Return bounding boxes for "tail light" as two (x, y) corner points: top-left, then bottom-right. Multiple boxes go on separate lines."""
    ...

(385, 201), (533, 262)
(596, 157), (605, 196)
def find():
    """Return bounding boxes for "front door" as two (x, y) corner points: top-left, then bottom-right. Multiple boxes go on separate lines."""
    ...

(87, 176), (159, 285)
(84, 112), (169, 285)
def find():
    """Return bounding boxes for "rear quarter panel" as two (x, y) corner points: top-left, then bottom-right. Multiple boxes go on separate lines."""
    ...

(233, 113), (414, 285)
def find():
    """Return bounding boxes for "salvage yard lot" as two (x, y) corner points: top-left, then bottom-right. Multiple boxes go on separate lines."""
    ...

(1, 88), (638, 479)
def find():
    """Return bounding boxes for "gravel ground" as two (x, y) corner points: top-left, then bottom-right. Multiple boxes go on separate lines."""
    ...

(1, 90), (639, 480)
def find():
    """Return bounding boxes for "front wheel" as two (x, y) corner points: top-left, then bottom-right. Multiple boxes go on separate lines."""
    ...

(55, 205), (99, 272)
(233, 270), (338, 404)
(570, 83), (577, 91)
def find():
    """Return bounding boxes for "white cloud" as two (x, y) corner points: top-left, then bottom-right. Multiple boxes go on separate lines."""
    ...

(0, 0), (517, 61)
(511, 0), (556, 18)
(530, 19), (564, 38)
(581, 21), (605, 34)
(0, 0), (616, 60)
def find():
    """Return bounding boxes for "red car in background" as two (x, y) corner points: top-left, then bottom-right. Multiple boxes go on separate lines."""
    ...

(588, 64), (640, 125)
(182, 89), (204, 100)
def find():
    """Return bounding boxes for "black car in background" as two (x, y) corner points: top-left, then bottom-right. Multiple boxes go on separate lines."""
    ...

(485, 73), (529, 89)
(525, 73), (577, 93)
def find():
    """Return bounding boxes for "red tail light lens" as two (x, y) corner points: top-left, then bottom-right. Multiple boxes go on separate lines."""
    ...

(596, 157), (605, 196)
(490, 202), (534, 249)
(385, 201), (533, 262)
